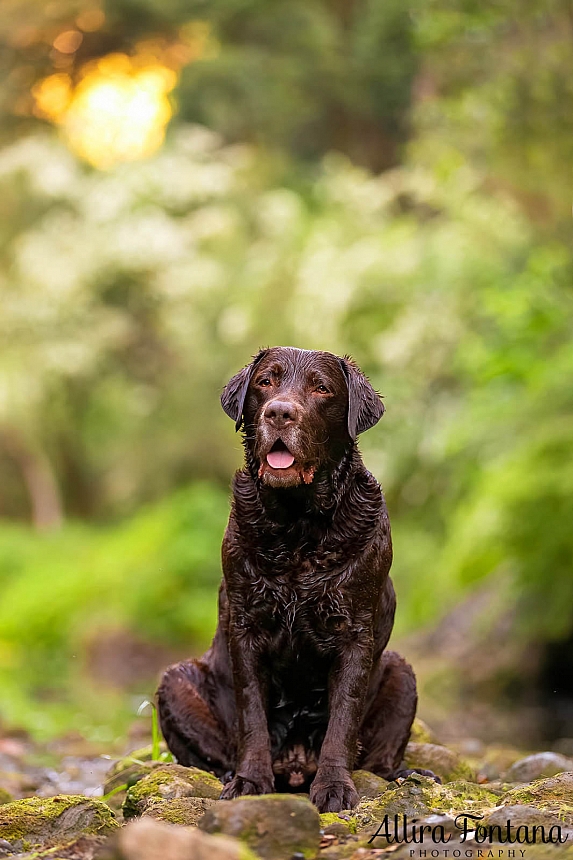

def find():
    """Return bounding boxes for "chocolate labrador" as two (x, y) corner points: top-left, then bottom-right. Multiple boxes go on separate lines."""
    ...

(158, 347), (427, 812)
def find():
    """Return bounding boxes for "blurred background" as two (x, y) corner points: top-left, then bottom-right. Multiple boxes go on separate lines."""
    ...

(0, 0), (572, 752)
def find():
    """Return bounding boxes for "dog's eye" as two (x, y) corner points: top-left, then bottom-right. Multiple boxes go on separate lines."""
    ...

(258, 378), (272, 387)
(315, 384), (329, 394)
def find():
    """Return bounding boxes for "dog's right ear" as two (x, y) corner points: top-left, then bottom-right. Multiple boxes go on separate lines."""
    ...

(221, 350), (269, 431)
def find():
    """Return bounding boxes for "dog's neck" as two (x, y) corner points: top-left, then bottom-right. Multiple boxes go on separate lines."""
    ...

(238, 441), (370, 525)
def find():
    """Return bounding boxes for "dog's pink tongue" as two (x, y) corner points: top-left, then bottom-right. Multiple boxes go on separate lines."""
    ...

(267, 449), (295, 469)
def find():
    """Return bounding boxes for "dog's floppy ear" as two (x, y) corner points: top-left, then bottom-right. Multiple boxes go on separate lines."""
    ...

(339, 356), (385, 440)
(221, 349), (269, 431)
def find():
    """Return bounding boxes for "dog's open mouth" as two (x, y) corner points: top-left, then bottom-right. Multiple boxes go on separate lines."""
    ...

(266, 440), (295, 470)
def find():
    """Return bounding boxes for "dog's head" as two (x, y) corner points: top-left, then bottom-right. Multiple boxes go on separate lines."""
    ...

(221, 347), (384, 488)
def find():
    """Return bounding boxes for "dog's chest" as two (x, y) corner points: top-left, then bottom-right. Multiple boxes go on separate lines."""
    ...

(244, 556), (353, 648)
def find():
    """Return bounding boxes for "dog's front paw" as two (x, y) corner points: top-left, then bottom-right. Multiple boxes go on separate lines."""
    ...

(310, 769), (359, 813)
(220, 772), (275, 799)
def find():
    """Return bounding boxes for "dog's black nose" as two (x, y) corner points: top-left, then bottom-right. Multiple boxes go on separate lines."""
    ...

(264, 399), (299, 428)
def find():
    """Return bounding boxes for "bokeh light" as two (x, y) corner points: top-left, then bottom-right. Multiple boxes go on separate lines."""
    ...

(33, 54), (177, 169)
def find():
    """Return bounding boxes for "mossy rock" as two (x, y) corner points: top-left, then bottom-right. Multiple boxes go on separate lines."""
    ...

(0, 787), (13, 805)
(200, 794), (321, 860)
(143, 796), (216, 826)
(403, 742), (476, 783)
(505, 752), (573, 784)
(102, 816), (259, 860)
(485, 803), (573, 832)
(354, 774), (443, 829)
(354, 775), (498, 835)
(320, 812), (357, 836)
(0, 795), (118, 852)
(15, 834), (109, 859)
(351, 770), (388, 800)
(501, 772), (573, 825)
(429, 780), (499, 815)
(409, 718), (437, 745)
(122, 763), (222, 819)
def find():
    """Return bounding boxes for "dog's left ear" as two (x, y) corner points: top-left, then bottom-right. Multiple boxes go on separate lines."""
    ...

(221, 349), (269, 431)
(339, 357), (385, 440)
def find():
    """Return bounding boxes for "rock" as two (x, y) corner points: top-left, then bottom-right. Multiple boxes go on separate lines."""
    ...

(351, 770), (388, 800)
(102, 816), (258, 860)
(355, 774), (443, 828)
(409, 718), (437, 745)
(485, 803), (573, 836)
(0, 795), (118, 852)
(501, 772), (573, 825)
(474, 745), (525, 782)
(199, 794), (321, 860)
(354, 775), (499, 837)
(0, 788), (13, 805)
(143, 796), (216, 826)
(505, 752), (573, 783)
(319, 812), (356, 836)
(430, 780), (500, 814)
(16, 834), (109, 859)
(402, 742), (476, 783)
(122, 764), (222, 819)
(366, 812), (459, 850)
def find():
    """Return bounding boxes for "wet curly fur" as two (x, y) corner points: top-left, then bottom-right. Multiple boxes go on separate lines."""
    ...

(157, 347), (433, 812)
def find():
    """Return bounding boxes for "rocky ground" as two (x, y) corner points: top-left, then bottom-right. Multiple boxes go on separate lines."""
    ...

(2, 719), (573, 860)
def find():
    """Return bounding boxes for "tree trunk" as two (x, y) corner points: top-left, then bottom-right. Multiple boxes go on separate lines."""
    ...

(0, 427), (64, 530)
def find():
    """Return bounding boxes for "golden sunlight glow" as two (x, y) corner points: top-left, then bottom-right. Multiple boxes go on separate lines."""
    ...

(31, 25), (217, 170)
(64, 55), (177, 169)
(32, 74), (72, 120)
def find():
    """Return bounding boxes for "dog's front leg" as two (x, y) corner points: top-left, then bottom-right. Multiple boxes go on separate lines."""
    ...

(220, 623), (275, 799)
(310, 639), (372, 812)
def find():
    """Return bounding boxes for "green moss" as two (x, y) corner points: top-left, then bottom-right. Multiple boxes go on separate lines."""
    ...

(0, 787), (13, 805)
(356, 776), (442, 826)
(0, 795), (118, 849)
(354, 775), (499, 831)
(502, 773), (573, 825)
(409, 718), (437, 745)
(431, 781), (499, 814)
(143, 796), (216, 826)
(319, 812), (357, 835)
(237, 845), (260, 860)
(123, 764), (222, 818)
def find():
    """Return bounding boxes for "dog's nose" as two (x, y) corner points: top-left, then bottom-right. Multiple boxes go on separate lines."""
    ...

(264, 399), (299, 428)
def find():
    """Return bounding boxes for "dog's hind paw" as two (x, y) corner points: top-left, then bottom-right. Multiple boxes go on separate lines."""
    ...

(220, 772), (275, 799)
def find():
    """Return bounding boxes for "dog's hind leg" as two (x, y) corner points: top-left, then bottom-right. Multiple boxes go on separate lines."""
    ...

(358, 650), (437, 781)
(157, 658), (235, 778)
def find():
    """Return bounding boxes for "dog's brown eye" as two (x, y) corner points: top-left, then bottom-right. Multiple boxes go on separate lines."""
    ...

(258, 378), (271, 387)
(315, 384), (329, 394)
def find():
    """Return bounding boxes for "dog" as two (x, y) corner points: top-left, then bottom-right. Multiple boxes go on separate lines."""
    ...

(157, 346), (427, 813)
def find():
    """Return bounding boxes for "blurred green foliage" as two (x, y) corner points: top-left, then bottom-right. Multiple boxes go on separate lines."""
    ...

(0, 0), (572, 738)
(0, 484), (227, 738)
